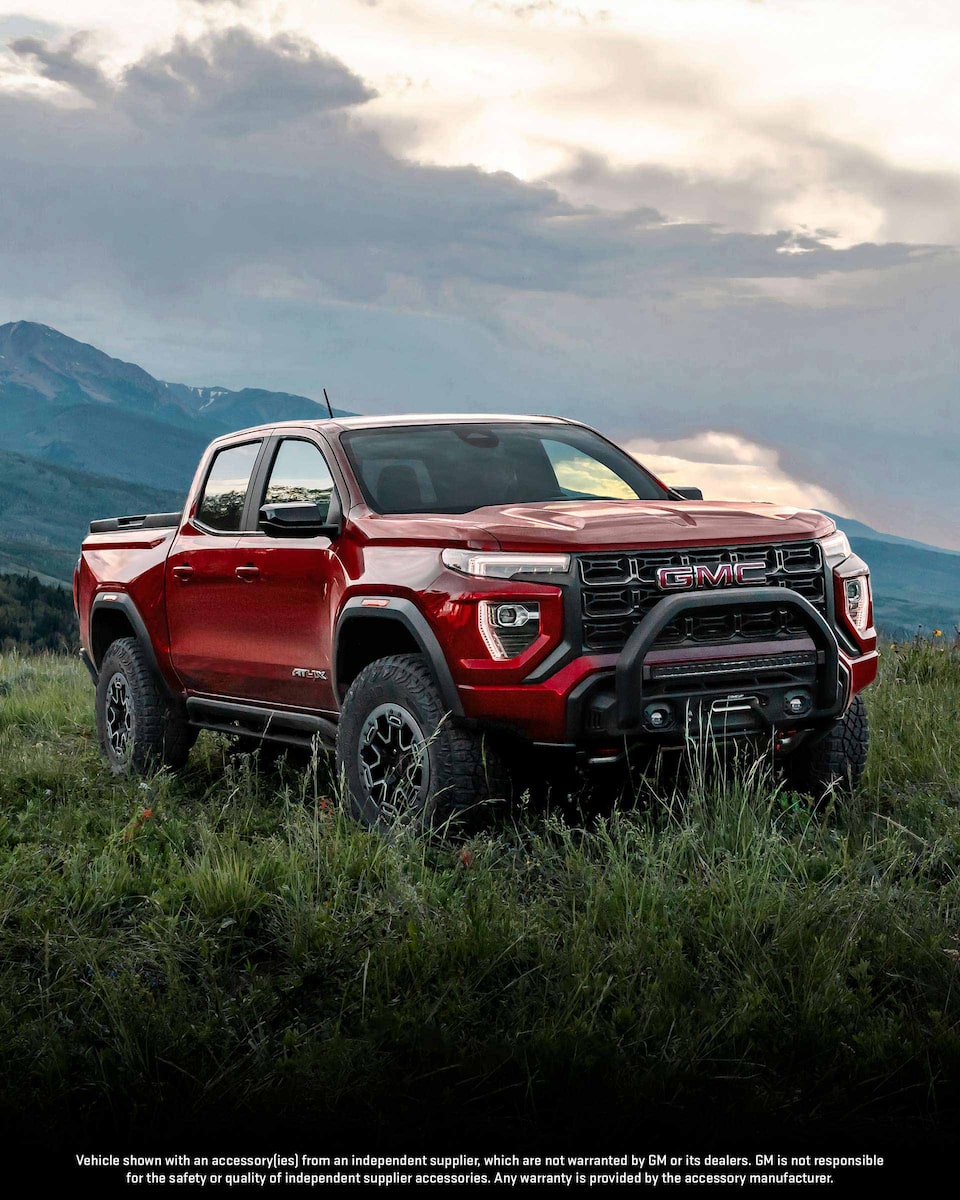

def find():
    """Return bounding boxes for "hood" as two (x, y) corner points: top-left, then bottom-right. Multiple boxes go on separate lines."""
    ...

(353, 499), (835, 550)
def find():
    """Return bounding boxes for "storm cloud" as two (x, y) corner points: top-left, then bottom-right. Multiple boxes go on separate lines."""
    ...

(3, 26), (922, 301)
(9, 31), (109, 99)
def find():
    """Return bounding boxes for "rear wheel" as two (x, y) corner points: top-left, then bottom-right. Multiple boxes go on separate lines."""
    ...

(782, 694), (869, 801)
(95, 637), (195, 775)
(336, 653), (506, 832)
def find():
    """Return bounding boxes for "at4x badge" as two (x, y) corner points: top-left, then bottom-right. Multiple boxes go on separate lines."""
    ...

(655, 560), (767, 590)
(292, 668), (328, 680)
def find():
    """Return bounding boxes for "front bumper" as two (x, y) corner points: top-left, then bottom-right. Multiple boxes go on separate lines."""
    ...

(584, 587), (842, 741)
(457, 585), (877, 745)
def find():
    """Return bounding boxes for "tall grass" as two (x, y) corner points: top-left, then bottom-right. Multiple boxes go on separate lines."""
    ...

(1, 643), (959, 1143)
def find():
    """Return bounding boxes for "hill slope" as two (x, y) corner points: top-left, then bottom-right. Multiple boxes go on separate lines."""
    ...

(0, 449), (182, 582)
(826, 512), (960, 559)
(828, 513), (960, 636)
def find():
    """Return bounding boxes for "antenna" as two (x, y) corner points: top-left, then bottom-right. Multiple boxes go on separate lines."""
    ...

(322, 387), (334, 420)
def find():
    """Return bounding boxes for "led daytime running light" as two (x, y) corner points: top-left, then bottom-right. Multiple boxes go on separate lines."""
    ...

(441, 549), (570, 578)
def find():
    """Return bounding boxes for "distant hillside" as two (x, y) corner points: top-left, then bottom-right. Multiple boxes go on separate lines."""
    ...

(848, 537), (960, 637)
(0, 449), (182, 582)
(0, 321), (351, 494)
(828, 514), (960, 637)
(6, 403), (210, 494)
(0, 572), (76, 652)
(0, 320), (955, 635)
(826, 513), (960, 559)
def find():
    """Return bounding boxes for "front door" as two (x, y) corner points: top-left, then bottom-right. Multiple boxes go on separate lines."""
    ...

(221, 435), (342, 712)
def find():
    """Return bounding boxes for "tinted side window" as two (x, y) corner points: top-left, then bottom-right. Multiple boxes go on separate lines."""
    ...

(197, 441), (262, 531)
(263, 439), (336, 521)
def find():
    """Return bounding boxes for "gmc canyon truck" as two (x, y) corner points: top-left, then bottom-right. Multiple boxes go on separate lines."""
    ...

(75, 415), (877, 827)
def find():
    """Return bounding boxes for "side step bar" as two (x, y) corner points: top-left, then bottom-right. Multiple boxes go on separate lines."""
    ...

(185, 697), (337, 749)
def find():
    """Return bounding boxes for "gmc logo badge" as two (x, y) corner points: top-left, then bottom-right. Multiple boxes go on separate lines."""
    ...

(655, 560), (767, 590)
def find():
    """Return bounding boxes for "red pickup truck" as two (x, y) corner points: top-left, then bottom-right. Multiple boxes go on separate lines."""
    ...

(75, 414), (877, 827)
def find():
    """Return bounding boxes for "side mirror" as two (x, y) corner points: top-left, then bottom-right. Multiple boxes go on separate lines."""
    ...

(672, 486), (703, 501)
(258, 501), (338, 538)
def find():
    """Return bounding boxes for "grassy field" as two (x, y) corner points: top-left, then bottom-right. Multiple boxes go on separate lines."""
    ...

(1, 642), (959, 1151)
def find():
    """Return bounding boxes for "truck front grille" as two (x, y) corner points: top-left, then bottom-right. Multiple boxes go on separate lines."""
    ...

(578, 540), (826, 654)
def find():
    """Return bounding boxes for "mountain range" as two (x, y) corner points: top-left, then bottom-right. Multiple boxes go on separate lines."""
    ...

(0, 320), (955, 636)
(0, 320), (346, 491)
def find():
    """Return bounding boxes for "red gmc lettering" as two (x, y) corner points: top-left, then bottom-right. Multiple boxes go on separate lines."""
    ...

(656, 561), (767, 590)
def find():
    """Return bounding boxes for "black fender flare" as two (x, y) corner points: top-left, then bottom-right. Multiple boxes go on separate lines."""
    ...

(334, 596), (463, 716)
(88, 592), (175, 699)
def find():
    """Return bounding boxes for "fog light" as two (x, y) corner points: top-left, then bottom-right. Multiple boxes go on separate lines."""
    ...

(643, 702), (672, 729)
(478, 601), (541, 659)
(785, 691), (811, 716)
(492, 603), (536, 628)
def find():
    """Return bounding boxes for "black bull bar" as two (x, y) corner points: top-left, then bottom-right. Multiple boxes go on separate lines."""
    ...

(612, 586), (843, 737)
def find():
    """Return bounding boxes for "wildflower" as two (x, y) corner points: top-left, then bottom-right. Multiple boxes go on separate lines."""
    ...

(460, 848), (475, 869)
(122, 807), (154, 840)
(934, 630), (943, 637)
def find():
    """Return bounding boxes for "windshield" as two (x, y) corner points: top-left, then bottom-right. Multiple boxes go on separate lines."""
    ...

(341, 422), (668, 515)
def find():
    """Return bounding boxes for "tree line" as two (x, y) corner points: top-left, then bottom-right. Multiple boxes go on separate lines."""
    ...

(0, 573), (77, 653)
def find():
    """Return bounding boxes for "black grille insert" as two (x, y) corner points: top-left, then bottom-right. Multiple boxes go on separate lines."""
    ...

(578, 541), (826, 654)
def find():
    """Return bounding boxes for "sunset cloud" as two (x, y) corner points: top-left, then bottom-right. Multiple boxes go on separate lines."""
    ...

(625, 432), (847, 515)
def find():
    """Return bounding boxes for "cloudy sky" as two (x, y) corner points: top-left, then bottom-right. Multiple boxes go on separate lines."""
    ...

(1, 0), (957, 545)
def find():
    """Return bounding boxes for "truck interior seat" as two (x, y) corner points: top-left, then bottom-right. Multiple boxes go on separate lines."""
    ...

(376, 464), (423, 512)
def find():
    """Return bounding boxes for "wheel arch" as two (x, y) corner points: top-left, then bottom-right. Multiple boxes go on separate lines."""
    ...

(334, 597), (463, 716)
(89, 593), (173, 698)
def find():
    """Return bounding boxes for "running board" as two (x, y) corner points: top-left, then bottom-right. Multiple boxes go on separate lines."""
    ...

(186, 697), (337, 749)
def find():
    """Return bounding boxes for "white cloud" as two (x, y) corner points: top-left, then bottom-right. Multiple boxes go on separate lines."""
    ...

(625, 431), (849, 514)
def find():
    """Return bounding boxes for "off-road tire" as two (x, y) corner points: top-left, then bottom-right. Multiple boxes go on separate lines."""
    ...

(95, 637), (195, 775)
(336, 653), (506, 832)
(783, 694), (869, 801)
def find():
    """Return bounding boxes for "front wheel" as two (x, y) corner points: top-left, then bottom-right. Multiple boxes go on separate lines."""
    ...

(335, 653), (506, 831)
(95, 637), (195, 775)
(781, 694), (869, 801)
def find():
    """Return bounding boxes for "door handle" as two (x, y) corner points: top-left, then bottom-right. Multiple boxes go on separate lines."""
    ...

(171, 565), (194, 582)
(235, 565), (260, 582)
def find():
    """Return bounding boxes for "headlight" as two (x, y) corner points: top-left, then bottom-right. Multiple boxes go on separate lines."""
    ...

(441, 549), (570, 579)
(843, 574), (871, 633)
(479, 601), (541, 659)
(819, 529), (851, 564)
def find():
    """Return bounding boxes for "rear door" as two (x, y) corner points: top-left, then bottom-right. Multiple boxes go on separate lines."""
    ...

(165, 438), (265, 696)
(219, 434), (344, 711)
